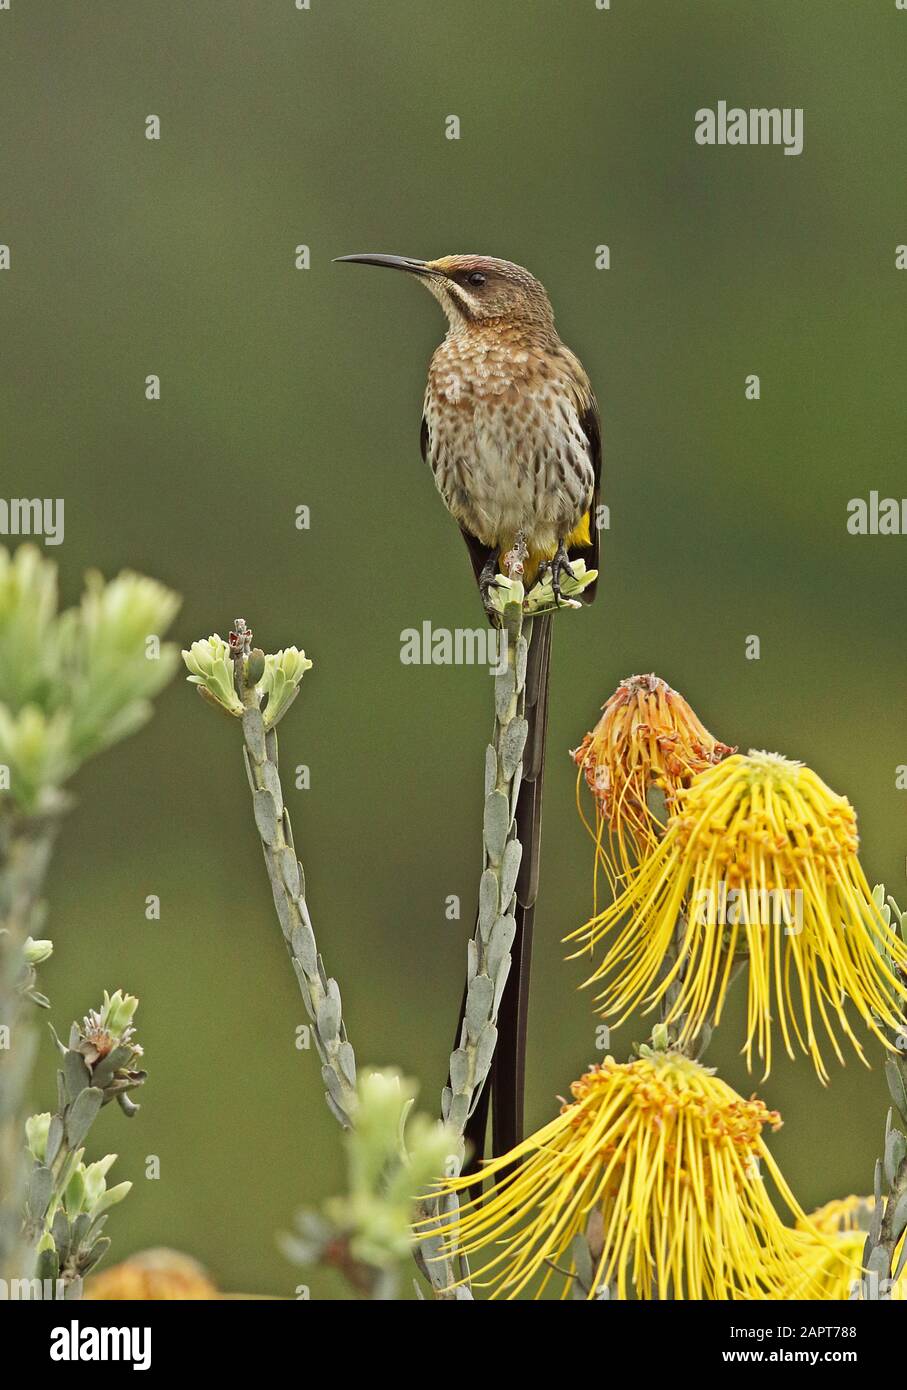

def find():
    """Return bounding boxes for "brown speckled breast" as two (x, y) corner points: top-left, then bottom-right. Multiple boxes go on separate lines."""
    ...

(422, 324), (596, 555)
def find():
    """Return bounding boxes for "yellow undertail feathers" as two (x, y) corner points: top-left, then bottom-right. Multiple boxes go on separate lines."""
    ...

(499, 510), (593, 586)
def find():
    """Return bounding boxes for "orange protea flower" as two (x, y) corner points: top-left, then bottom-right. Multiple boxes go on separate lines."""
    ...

(87, 1249), (219, 1300)
(418, 1051), (822, 1300)
(566, 750), (907, 1080)
(571, 674), (734, 893)
(784, 1196), (905, 1300)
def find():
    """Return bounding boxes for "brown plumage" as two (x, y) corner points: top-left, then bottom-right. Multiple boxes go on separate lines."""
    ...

(336, 252), (602, 1165)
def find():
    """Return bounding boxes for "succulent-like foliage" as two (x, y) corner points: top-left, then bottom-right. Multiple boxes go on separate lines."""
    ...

(0, 546), (177, 1286)
(282, 1070), (455, 1299)
(23, 992), (146, 1297)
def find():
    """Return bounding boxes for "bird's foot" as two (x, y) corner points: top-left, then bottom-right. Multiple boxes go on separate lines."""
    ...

(479, 554), (504, 619)
(545, 541), (576, 606)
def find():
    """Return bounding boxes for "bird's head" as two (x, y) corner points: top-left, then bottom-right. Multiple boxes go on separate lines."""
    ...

(334, 253), (555, 330)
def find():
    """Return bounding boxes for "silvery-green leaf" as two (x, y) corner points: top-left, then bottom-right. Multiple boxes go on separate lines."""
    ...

(487, 914), (516, 982)
(483, 791), (509, 865)
(80, 1237), (111, 1274)
(478, 870), (499, 937)
(241, 746), (257, 793)
(646, 783), (669, 828)
(91, 1044), (132, 1090)
(465, 974), (494, 1040)
(447, 1092), (470, 1132)
(66, 1087), (103, 1149)
(262, 760), (283, 809)
(449, 1048), (470, 1094)
(474, 1023), (497, 1082)
(572, 1234), (593, 1288)
(70, 1212), (91, 1252)
(45, 1115), (64, 1167)
(484, 745), (497, 797)
(278, 848), (300, 897)
(466, 938), (478, 983)
(322, 1065), (347, 1110)
(337, 1042), (356, 1088)
(291, 922), (317, 975)
(253, 790), (280, 845)
(27, 1166), (53, 1223)
(500, 840), (522, 907)
(493, 956), (512, 1015)
(502, 600), (522, 647)
(494, 666), (515, 721)
(63, 1051), (90, 1102)
(417, 1231), (444, 1267)
(515, 636), (528, 694)
(869, 1194), (883, 1245)
(500, 717), (528, 779)
(52, 1208), (71, 1260)
(242, 708), (266, 761)
(317, 983), (341, 1042)
(510, 765), (523, 823)
(886, 1057), (907, 1120)
(292, 960), (314, 1016)
(866, 1246), (890, 1284)
(884, 1128), (906, 1188)
(325, 1092), (351, 1130)
(440, 1086), (452, 1121)
(891, 1193), (907, 1243)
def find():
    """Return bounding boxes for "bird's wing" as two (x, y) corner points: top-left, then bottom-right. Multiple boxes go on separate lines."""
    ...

(572, 385), (602, 605)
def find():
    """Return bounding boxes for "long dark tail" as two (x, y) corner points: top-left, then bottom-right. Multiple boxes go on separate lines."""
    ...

(459, 612), (553, 1169)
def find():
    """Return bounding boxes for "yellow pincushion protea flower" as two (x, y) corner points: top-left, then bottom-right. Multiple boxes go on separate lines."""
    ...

(571, 674), (733, 893)
(418, 1051), (819, 1300)
(785, 1196), (905, 1300)
(566, 751), (907, 1080)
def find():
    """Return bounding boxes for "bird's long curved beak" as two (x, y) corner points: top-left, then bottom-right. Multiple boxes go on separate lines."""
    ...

(333, 253), (436, 277)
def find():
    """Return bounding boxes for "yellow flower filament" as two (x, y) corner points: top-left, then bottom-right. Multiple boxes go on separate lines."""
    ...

(566, 752), (907, 1079)
(418, 1054), (823, 1300)
(783, 1196), (905, 1300)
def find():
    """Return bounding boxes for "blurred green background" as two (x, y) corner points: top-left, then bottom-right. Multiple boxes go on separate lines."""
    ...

(1, 0), (905, 1297)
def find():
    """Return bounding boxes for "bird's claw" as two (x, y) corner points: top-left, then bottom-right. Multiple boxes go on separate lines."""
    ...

(479, 556), (504, 618)
(546, 543), (576, 606)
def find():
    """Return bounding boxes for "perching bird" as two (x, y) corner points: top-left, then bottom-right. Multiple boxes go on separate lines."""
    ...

(335, 254), (602, 1163)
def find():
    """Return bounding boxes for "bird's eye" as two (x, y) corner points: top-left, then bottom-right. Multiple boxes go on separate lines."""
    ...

(466, 272), (486, 287)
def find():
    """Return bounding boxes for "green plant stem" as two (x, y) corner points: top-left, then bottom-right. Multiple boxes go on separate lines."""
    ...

(0, 801), (64, 1280)
(863, 1050), (907, 1298)
(235, 659), (359, 1129)
(415, 573), (532, 1301)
